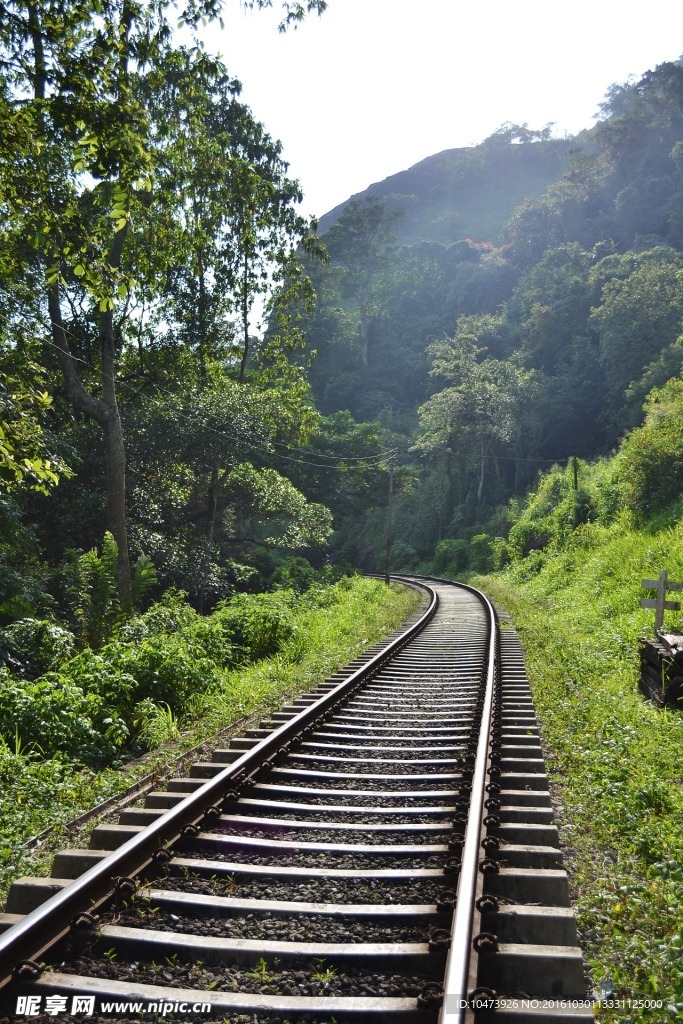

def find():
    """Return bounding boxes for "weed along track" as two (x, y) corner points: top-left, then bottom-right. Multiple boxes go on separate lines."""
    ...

(0, 578), (591, 1023)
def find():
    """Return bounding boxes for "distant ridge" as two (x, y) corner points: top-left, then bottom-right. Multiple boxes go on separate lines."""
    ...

(317, 136), (574, 246)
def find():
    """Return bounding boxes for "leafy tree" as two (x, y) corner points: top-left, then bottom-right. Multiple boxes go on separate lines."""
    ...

(589, 247), (683, 436)
(147, 59), (316, 385)
(0, 0), (327, 604)
(429, 312), (511, 372)
(623, 342), (683, 429)
(484, 122), (555, 146)
(124, 366), (331, 606)
(509, 244), (596, 373)
(596, 63), (683, 184)
(416, 334), (540, 508)
(324, 197), (402, 368)
(281, 409), (391, 564)
(0, 353), (67, 493)
(502, 245), (607, 456)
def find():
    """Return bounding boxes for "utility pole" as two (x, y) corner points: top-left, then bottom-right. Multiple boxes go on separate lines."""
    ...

(384, 455), (394, 585)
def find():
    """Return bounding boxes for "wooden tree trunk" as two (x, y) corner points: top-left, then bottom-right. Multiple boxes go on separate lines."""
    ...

(359, 299), (369, 368)
(103, 405), (131, 604)
(239, 249), (251, 383)
(48, 287), (132, 604)
(477, 438), (487, 507)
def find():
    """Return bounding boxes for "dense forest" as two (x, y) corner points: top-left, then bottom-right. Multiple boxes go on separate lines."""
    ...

(301, 60), (683, 575)
(5, 0), (683, 623)
(0, 0), (342, 621)
(3, 0), (683, 677)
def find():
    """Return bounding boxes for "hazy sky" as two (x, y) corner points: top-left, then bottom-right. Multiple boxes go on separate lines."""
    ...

(201, 0), (683, 220)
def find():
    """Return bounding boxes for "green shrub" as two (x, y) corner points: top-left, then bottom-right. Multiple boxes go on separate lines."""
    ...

(507, 469), (564, 557)
(617, 378), (683, 517)
(0, 618), (75, 678)
(490, 536), (510, 569)
(389, 541), (420, 572)
(506, 461), (612, 559)
(116, 589), (197, 644)
(270, 556), (319, 593)
(213, 591), (297, 661)
(63, 648), (137, 720)
(469, 533), (494, 572)
(432, 538), (469, 576)
(105, 633), (223, 709)
(271, 558), (357, 595)
(180, 616), (236, 668)
(0, 668), (128, 766)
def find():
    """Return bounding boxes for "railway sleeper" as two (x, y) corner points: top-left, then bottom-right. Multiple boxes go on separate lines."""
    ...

(118, 809), (460, 833)
(45, 849), (448, 883)
(10, 974), (434, 1022)
(478, 905), (578, 946)
(129, 887), (445, 921)
(475, 942), (586, 998)
(212, 798), (459, 816)
(249, 783), (460, 800)
(70, 923), (448, 967)
(80, 822), (457, 856)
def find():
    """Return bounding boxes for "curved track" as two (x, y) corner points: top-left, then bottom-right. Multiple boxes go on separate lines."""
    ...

(0, 578), (592, 1022)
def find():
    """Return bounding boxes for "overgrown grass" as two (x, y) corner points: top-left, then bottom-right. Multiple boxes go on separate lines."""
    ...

(474, 518), (683, 1021)
(0, 577), (420, 907)
(184, 576), (420, 731)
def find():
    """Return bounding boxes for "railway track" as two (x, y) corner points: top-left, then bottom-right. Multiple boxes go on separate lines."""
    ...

(0, 577), (593, 1022)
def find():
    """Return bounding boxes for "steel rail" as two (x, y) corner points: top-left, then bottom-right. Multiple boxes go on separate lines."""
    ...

(421, 577), (498, 1024)
(0, 579), (438, 988)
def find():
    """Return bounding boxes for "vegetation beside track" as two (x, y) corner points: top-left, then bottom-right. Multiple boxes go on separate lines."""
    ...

(0, 576), (420, 906)
(475, 524), (683, 1021)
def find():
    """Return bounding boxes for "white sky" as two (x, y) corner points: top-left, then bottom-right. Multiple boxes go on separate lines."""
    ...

(200, 0), (683, 221)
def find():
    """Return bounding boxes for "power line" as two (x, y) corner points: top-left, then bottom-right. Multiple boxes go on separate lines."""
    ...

(15, 316), (577, 472)
(28, 316), (397, 471)
(415, 447), (594, 466)
(481, 452), (588, 464)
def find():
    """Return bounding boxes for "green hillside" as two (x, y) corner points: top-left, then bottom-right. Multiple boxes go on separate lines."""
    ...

(301, 59), (683, 574)
(319, 130), (573, 245)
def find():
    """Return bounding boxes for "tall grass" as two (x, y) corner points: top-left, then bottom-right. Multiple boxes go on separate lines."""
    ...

(183, 578), (420, 730)
(475, 516), (683, 1020)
